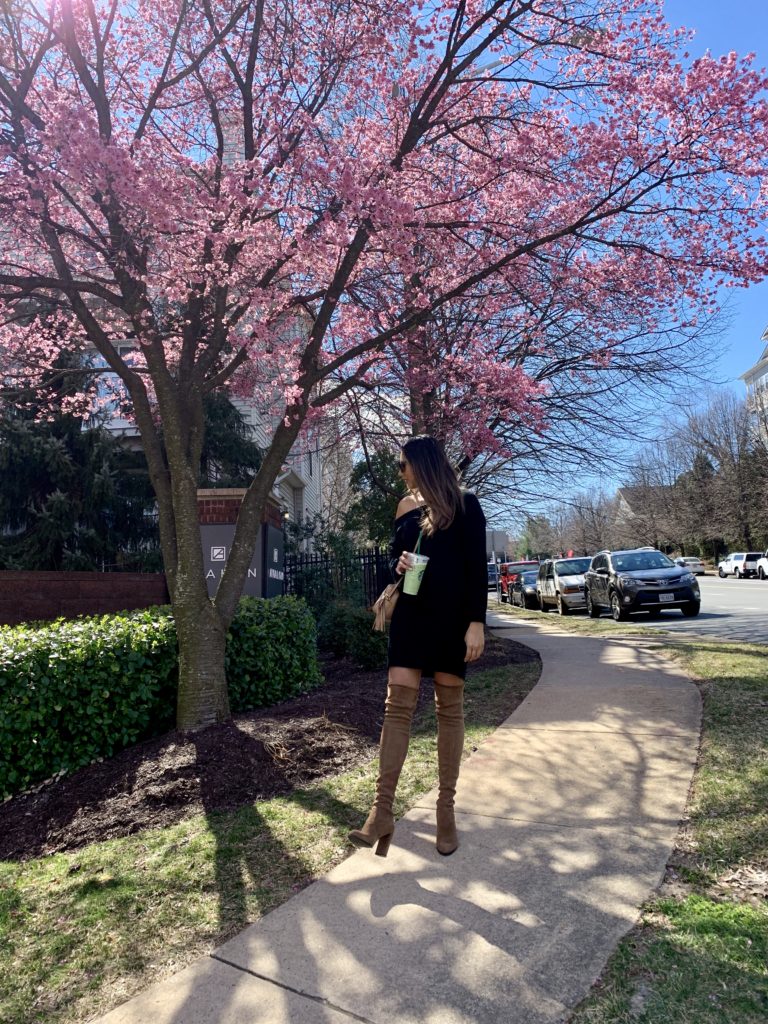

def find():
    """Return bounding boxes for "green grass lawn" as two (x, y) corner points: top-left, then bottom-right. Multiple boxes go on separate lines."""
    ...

(0, 661), (540, 1024)
(5, 603), (767, 1024)
(494, 603), (768, 1023)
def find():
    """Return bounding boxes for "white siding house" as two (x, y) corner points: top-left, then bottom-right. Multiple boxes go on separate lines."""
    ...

(741, 326), (768, 444)
(237, 401), (323, 543)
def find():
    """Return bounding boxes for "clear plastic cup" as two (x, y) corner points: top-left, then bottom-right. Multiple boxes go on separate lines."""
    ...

(403, 553), (429, 595)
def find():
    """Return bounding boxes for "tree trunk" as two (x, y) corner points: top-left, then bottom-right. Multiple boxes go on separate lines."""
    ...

(165, 414), (303, 731)
(174, 595), (230, 731)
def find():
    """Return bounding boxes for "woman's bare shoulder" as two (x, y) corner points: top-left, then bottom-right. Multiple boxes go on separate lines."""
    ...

(395, 495), (421, 520)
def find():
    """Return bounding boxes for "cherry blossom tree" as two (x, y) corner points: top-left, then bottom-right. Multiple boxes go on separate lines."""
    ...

(1, 0), (767, 729)
(334, 284), (720, 504)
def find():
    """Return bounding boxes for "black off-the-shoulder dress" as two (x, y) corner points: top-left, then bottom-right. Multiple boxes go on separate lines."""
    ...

(387, 492), (487, 679)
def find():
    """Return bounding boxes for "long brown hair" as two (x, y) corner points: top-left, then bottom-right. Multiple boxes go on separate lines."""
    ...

(401, 435), (464, 534)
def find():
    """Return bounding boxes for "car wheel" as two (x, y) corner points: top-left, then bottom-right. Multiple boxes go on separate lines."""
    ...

(586, 591), (601, 618)
(538, 594), (549, 613)
(556, 594), (569, 616)
(759, 568), (766, 581)
(610, 592), (629, 621)
(734, 568), (741, 579)
(681, 601), (700, 617)
(718, 567), (726, 578)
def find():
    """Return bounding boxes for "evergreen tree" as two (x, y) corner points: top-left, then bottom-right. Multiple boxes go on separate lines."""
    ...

(0, 355), (159, 571)
(343, 451), (403, 546)
(198, 392), (263, 487)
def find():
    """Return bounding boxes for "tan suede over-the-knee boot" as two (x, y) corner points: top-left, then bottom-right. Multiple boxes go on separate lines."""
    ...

(434, 683), (465, 856)
(348, 684), (419, 857)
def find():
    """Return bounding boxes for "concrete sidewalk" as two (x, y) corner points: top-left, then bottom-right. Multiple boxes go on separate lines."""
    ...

(98, 614), (701, 1024)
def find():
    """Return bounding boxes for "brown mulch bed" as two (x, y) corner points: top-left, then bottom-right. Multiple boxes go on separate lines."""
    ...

(0, 632), (537, 862)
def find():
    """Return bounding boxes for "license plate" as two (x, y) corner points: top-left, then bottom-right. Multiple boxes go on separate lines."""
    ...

(658, 593), (675, 603)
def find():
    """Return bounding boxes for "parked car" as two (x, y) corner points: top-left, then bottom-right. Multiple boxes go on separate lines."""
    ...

(585, 548), (701, 620)
(717, 552), (762, 579)
(536, 556), (592, 615)
(674, 556), (706, 576)
(757, 551), (768, 580)
(487, 563), (499, 590)
(499, 559), (540, 601)
(510, 569), (539, 609)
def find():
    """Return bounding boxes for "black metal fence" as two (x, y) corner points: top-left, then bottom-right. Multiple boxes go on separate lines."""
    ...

(284, 547), (391, 609)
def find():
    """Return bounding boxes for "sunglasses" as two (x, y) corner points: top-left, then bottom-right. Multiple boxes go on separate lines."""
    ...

(398, 460), (407, 472)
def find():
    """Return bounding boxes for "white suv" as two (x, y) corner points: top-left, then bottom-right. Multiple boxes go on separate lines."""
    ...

(756, 551), (768, 580)
(717, 552), (762, 579)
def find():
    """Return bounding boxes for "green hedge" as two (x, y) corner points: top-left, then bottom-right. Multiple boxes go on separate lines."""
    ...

(347, 607), (388, 670)
(317, 600), (388, 670)
(0, 597), (322, 799)
(225, 596), (323, 710)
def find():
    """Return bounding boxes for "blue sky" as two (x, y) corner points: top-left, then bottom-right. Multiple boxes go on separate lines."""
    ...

(663, 0), (768, 387)
(497, 3), (768, 528)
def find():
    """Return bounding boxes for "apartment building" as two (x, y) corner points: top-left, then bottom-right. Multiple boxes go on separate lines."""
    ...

(741, 325), (768, 443)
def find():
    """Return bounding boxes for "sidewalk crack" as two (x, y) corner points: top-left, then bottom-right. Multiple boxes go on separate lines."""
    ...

(210, 955), (378, 1023)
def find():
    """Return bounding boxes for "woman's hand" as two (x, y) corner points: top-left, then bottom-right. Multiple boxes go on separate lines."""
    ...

(464, 622), (485, 663)
(395, 551), (412, 575)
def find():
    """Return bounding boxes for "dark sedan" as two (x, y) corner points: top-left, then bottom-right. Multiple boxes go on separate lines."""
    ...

(510, 569), (539, 609)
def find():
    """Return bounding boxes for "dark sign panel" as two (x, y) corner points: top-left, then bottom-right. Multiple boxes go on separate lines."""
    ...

(262, 523), (285, 598)
(200, 524), (263, 598)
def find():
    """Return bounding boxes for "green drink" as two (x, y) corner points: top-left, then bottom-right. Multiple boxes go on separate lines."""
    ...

(403, 553), (429, 595)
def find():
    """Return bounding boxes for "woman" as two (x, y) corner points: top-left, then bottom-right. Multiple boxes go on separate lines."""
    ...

(348, 435), (487, 857)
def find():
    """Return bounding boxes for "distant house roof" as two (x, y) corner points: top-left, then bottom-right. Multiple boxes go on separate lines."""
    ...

(740, 328), (768, 386)
(616, 486), (671, 517)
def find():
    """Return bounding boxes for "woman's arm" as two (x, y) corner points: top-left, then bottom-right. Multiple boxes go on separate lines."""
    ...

(463, 493), (488, 625)
(387, 496), (422, 579)
(462, 493), (487, 662)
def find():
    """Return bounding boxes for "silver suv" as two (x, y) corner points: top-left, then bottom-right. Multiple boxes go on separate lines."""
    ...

(536, 556), (592, 615)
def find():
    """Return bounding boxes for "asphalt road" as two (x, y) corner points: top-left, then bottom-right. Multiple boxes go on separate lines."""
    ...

(636, 574), (767, 642)
(491, 575), (767, 642)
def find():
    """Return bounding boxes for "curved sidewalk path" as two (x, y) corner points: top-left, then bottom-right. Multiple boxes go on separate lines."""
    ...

(99, 614), (701, 1024)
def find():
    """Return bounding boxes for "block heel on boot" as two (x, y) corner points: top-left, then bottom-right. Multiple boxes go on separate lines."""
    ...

(348, 809), (394, 853)
(347, 685), (418, 858)
(374, 832), (392, 857)
(348, 828), (392, 857)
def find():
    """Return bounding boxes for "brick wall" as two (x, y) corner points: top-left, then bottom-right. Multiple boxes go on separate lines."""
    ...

(0, 572), (170, 627)
(197, 489), (283, 529)
(197, 488), (247, 525)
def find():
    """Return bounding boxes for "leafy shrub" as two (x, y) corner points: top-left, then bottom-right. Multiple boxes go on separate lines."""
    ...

(225, 596), (323, 711)
(346, 607), (388, 670)
(0, 608), (178, 799)
(317, 600), (356, 657)
(0, 596), (322, 799)
(317, 600), (387, 670)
